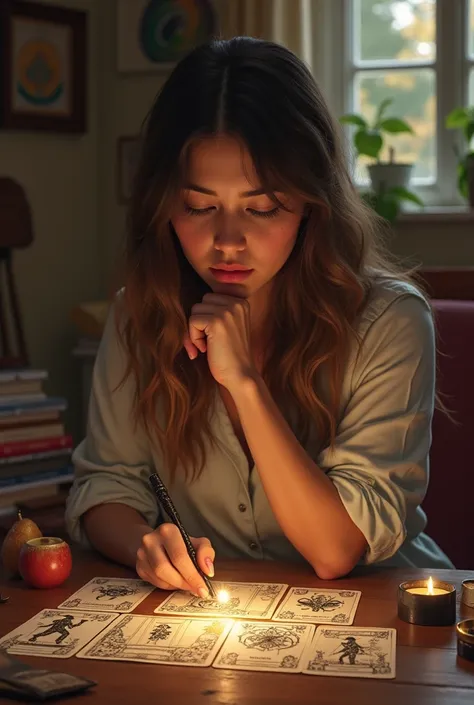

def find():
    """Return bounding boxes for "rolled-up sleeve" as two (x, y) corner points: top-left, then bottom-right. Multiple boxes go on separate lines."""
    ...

(65, 297), (159, 547)
(319, 294), (435, 564)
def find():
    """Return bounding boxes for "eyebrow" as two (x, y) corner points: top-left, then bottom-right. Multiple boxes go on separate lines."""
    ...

(185, 183), (269, 197)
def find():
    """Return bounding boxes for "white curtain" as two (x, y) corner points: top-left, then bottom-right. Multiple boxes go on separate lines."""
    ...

(217, 0), (314, 68)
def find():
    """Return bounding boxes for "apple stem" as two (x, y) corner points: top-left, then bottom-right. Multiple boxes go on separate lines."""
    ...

(17, 510), (22, 520)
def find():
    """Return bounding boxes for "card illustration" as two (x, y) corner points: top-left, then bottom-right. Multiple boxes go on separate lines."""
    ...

(272, 588), (361, 625)
(0, 610), (119, 658)
(303, 626), (397, 679)
(57, 577), (155, 613)
(155, 581), (287, 619)
(213, 620), (314, 673)
(76, 614), (233, 667)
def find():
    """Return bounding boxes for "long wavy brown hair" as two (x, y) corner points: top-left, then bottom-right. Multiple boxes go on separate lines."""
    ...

(117, 36), (418, 482)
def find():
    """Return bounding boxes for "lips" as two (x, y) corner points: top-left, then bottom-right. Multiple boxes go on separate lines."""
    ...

(211, 264), (252, 271)
(209, 267), (254, 283)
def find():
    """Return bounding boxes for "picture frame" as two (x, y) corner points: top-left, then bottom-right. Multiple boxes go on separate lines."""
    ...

(0, 1), (87, 133)
(117, 136), (141, 204)
(116, 0), (218, 74)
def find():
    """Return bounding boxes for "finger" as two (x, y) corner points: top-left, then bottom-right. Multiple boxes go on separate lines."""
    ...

(192, 537), (216, 577)
(183, 332), (198, 360)
(136, 562), (176, 590)
(159, 524), (210, 598)
(188, 314), (213, 353)
(141, 532), (195, 593)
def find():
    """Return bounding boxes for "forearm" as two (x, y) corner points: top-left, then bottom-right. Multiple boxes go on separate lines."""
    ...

(231, 376), (367, 578)
(82, 503), (154, 569)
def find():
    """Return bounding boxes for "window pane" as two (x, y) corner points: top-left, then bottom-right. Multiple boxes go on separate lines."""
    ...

(353, 69), (436, 181)
(354, 0), (436, 62)
(470, 0), (474, 58)
(470, 67), (474, 104)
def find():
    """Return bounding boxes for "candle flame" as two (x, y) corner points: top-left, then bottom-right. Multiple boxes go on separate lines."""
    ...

(427, 576), (434, 594)
(217, 589), (230, 604)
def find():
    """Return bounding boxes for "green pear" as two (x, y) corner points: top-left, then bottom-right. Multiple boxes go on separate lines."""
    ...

(1, 510), (42, 576)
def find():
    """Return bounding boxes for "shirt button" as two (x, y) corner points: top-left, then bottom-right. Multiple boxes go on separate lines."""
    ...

(238, 503), (247, 513)
(249, 541), (259, 551)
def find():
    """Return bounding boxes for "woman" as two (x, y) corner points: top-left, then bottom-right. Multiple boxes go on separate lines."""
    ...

(66, 36), (452, 599)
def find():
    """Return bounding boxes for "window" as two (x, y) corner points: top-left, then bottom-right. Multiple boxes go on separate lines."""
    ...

(469, 0), (474, 101)
(334, 0), (473, 205)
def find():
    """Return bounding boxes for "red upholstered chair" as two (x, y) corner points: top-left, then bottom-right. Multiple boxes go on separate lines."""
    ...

(422, 299), (474, 568)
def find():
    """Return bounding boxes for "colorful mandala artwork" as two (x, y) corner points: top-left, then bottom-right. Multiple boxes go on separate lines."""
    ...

(138, 0), (216, 64)
(16, 39), (64, 106)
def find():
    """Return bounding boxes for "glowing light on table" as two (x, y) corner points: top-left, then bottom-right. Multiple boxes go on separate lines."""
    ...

(217, 589), (230, 603)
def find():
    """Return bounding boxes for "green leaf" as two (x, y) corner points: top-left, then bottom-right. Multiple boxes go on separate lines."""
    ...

(446, 108), (469, 129)
(379, 118), (414, 134)
(354, 129), (383, 159)
(466, 121), (474, 144)
(375, 98), (393, 126)
(457, 161), (468, 200)
(389, 186), (424, 207)
(375, 194), (399, 222)
(340, 114), (367, 128)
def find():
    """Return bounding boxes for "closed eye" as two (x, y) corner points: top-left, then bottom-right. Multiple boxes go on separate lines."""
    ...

(184, 205), (281, 219)
(184, 205), (214, 216)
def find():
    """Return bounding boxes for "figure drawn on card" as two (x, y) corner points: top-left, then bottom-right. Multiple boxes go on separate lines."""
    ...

(92, 585), (141, 601)
(148, 624), (172, 642)
(28, 616), (87, 645)
(297, 594), (344, 613)
(332, 636), (366, 664)
(239, 624), (305, 652)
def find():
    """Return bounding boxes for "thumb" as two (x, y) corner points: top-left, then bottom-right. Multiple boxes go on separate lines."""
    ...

(192, 536), (215, 578)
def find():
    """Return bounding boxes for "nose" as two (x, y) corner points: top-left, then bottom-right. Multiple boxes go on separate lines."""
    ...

(214, 212), (246, 252)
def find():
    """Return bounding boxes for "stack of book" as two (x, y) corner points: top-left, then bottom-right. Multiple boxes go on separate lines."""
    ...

(0, 368), (74, 514)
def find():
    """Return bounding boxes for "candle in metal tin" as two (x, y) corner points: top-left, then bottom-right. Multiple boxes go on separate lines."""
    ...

(456, 619), (474, 662)
(398, 577), (456, 626)
(461, 580), (474, 609)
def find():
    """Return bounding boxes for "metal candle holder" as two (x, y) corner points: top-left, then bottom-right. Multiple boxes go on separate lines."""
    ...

(457, 619), (474, 662)
(398, 580), (456, 626)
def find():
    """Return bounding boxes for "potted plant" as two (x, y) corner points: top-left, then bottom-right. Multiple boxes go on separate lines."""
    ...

(340, 98), (422, 221)
(445, 105), (474, 207)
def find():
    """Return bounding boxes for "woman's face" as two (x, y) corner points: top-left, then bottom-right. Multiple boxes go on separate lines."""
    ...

(171, 135), (305, 305)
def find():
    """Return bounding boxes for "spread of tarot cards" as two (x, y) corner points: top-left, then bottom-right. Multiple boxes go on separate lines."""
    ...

(0, 576), (396, 678)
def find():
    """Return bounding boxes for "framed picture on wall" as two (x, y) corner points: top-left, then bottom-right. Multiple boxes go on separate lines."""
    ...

(0, 1), (87, 133)
(117, 136), (142, 204)
(117, 0), (218, 74)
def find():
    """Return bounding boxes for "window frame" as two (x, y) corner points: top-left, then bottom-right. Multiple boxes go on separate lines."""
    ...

(316, 0), (471, 207)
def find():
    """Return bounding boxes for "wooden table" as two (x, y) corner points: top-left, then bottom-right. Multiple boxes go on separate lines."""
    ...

(1, 551), (474, 704)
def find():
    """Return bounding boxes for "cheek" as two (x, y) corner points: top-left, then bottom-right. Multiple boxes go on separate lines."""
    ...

(172, 217), (207, 259)
(262, 219), (300, 264)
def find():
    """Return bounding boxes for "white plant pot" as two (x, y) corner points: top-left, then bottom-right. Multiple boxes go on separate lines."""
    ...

(367, 163), (413, 193)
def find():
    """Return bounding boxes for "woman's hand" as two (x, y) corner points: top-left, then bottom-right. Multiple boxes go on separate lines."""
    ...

(183, 292), (258, 390)
(135, 523), (215, 596)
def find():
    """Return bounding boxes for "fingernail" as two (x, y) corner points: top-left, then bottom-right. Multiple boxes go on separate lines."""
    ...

(205, 558), (214, 577)
(188, 350), (196, 360)
(198, 587), (209, 599)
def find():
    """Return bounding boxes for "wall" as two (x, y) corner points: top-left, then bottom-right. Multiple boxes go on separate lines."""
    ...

(0, 0), (101, 441)
(392, 219), (474, 267)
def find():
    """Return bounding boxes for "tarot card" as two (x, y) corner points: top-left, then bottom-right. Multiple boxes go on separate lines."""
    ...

(302, 626), (397, 679)
(57, 577), (155, 613)
(212, 620), (315, 673)
(76, 614), (233, 667)
(272, 587), (361, 625)
(155, 581), (287, 619)
(0, 610), (119, 659)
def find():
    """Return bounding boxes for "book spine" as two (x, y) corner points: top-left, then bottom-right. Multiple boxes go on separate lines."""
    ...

(0, 466), (73, 489)
(0, 443), (73, 465)
(0, 434), (72, 458)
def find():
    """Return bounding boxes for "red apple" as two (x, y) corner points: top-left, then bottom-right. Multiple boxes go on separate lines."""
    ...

(19, 537), (72, 589)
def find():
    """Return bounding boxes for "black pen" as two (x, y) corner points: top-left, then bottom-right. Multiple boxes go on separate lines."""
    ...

(149, 472), (217, 599)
